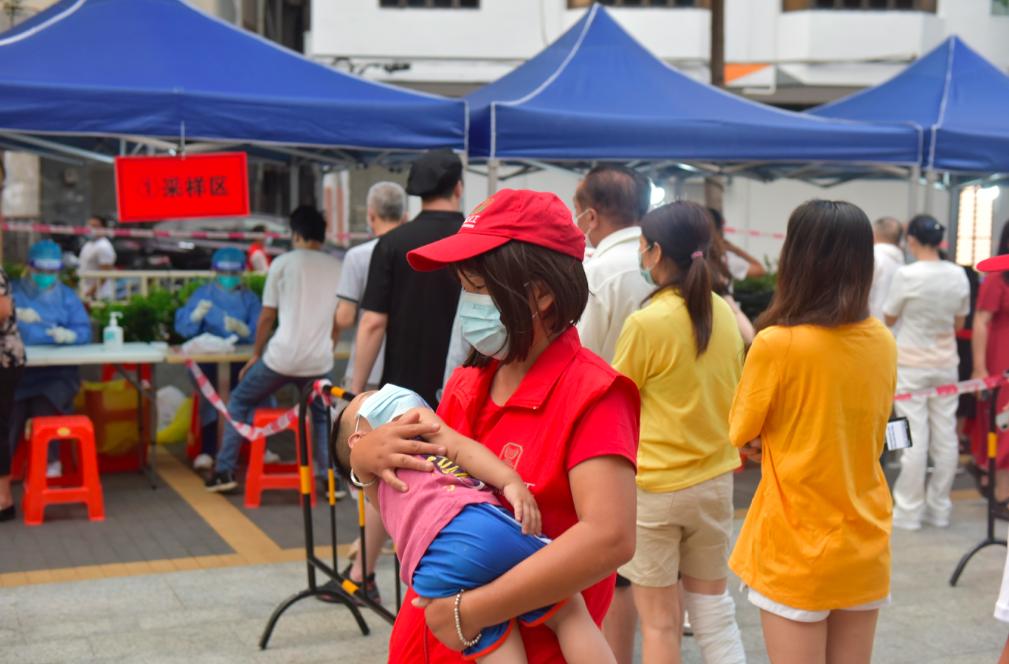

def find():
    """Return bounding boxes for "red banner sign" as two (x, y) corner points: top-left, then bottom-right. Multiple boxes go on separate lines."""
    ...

(115, 152), (250, 222)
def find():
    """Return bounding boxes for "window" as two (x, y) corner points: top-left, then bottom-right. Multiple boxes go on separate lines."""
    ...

(784, 0), (935, 10)
(956, 185), (999, 267)
(379, 0), (479, 7)
(568, 0), (709, 7)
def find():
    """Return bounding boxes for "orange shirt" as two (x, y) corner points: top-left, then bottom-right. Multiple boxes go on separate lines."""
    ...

(728, 319), (896, 610)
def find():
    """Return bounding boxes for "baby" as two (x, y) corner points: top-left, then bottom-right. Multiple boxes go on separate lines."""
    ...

(333, 384), (615, 663)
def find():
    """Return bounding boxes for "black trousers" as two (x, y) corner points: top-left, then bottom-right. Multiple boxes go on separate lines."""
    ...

(0, 365), (24, 476)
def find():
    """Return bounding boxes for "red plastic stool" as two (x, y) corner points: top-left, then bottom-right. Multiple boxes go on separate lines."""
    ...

(22, 415), (104, 526)
(186, 392), (203, 461)
(244, 408), (315, 508)
(11, 433), (78, 483)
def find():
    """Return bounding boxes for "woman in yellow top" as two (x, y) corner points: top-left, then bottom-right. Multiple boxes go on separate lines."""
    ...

(729, 200), (896, 664)
(613, 201), (746, 664)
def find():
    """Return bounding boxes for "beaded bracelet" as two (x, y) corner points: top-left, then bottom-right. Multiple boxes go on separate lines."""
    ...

(454, 590), (481, 650)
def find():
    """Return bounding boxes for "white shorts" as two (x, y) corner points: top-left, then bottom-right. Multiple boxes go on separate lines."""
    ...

(747, 588), (891, 623)
(995, 546), (1009, 623)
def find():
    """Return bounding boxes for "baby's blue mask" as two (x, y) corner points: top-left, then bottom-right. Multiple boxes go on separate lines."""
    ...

(357, 384), (430, 428)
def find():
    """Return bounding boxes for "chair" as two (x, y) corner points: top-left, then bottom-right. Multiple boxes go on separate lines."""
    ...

(243, 408), (315, 509)
(21, 415), (104, 526)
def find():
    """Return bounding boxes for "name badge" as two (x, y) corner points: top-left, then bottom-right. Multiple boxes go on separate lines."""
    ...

(885, 417), (912, 451)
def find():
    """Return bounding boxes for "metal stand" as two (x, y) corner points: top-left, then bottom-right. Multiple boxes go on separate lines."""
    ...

(259, 383), (395, 651)
(950, 386), (1008, 586)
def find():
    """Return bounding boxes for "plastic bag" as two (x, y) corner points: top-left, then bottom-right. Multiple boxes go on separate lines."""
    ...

(181, 333), (239, 355)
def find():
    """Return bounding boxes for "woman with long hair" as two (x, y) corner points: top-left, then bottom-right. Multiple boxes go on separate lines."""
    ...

(884, 214), (970, 530)
(348, 189), (640, 662)
(971, 221), (1009, 505)
(614, 201), (746, 664)
(730, 200), (896, 664)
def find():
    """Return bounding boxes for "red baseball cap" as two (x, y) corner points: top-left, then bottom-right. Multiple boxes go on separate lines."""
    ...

(978, 254), (1009, 272)
(407, 189), (585, 272)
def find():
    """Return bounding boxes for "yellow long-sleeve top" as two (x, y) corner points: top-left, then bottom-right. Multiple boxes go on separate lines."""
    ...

(613, 289), (744, 493)
(728, 319), (896, 611)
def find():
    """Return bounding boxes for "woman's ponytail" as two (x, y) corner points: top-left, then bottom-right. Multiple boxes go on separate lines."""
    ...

(682, 252), (713, 356)
(640, 202), (717, 357)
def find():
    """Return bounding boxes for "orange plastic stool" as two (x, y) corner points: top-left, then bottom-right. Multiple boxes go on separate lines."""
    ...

(22, 415), (104, 526)
(243, 408), (315, 508)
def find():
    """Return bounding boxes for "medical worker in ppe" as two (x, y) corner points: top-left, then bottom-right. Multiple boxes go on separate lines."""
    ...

(11, 240), (92, 477)
(175, 247), (263, 470)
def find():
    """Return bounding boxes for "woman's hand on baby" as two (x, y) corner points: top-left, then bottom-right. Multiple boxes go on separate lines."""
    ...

(412, 595), (475, 651)
(349, 412), (446, 493)
(400, 407), (447, 438)
(502, 480), (541, 535)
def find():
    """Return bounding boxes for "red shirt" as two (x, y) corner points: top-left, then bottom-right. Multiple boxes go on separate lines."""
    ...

(388, 326), (639, 663)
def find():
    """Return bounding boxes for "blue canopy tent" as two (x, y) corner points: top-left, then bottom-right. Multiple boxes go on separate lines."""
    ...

(466, 3), (919, 185)
(0, 0), (466, 163)
(813, 36), (1009, 175)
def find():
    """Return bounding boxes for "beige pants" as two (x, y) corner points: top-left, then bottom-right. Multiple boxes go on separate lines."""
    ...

(619, 471), (734, 587)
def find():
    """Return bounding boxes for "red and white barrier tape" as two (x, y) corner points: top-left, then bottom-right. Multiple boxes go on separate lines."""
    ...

(185, 360), (338, 440)
(893, 374), (1006, 402)
(723, 226), (786, 241)
(0, 220), (371, 243)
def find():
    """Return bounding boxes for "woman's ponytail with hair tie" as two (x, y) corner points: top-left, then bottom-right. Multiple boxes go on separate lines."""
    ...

(691, 250), (704, 261)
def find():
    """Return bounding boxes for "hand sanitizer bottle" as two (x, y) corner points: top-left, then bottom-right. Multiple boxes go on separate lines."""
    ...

(103, 311), (124, 349)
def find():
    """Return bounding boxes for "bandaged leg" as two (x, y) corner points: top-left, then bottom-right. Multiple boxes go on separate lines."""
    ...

(683, 590), (746, 664)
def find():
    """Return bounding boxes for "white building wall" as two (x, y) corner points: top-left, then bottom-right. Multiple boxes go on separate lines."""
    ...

(310, 0), (1009, 88)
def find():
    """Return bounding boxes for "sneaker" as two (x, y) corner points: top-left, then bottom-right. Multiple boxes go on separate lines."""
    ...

(192, 454), (214, 471)
(205, 471), (238, 493)
(46, 461), (62, 478)
(340, 562), (382, 605)
(892, 519), (922, 531)
(316, 477), (347, 500)
(923, 516), (950, 528)
(263, 449), (281, 464)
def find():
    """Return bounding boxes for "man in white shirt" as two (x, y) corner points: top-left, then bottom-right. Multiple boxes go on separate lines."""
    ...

(573, 165), (650, 664)
(870, 216), (905, 321)
(574, 165), (653, 364)
(206, 206), (341, 494)
(335, 182), (407, 390)
(78, 215), (117, 300)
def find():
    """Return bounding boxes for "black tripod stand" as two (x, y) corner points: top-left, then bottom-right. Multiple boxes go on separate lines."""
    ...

(949, 385), (1007, 586)
(259, 383), (396, 650)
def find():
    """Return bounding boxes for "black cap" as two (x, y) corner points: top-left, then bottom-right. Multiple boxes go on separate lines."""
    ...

(406, 149), (463, 198)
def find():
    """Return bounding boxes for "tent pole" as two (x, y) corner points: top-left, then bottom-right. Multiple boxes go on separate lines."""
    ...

(908, 164), (921, 217)
(924, 168), (937, 215)
(487, 159), (500, 196)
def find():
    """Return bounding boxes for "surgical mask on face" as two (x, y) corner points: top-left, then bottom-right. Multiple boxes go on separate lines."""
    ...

(459, 291), (510, 360)
(217, 275), (241, 291)
(575, 209), (594, 250)
(32, 273), (57, 290)
(357, 384), (431, 428)
(639, 247), (656, 287)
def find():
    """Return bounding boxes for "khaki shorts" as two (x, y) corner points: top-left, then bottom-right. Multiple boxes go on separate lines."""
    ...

(619, 472), (734, 587)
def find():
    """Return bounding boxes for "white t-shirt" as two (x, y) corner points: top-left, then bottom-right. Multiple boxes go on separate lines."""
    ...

(883, 260), (970, 368)
(78, 237), (116, 300)
(725, 250), (751, 282)
(262, 249), (341, 377)
(336, 239), (383, 387)
(576, 226), (653, 363)
(869, 243), (904, 321)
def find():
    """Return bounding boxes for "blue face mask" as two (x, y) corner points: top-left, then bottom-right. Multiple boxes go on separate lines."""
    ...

(459, 291), (510, 360)
(638, 247), (657, 287)
(32, 273), (58, 290)
(217, 275), (241, 291)
(357, 384), (431, 428)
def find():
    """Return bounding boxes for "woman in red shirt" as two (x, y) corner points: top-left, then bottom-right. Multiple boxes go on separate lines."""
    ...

(972, 221), (1009, 507)
(349, 189), (640, 663)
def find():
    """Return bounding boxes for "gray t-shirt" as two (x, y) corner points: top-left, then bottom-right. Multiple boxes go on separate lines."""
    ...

(337, 239), (384, 387)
